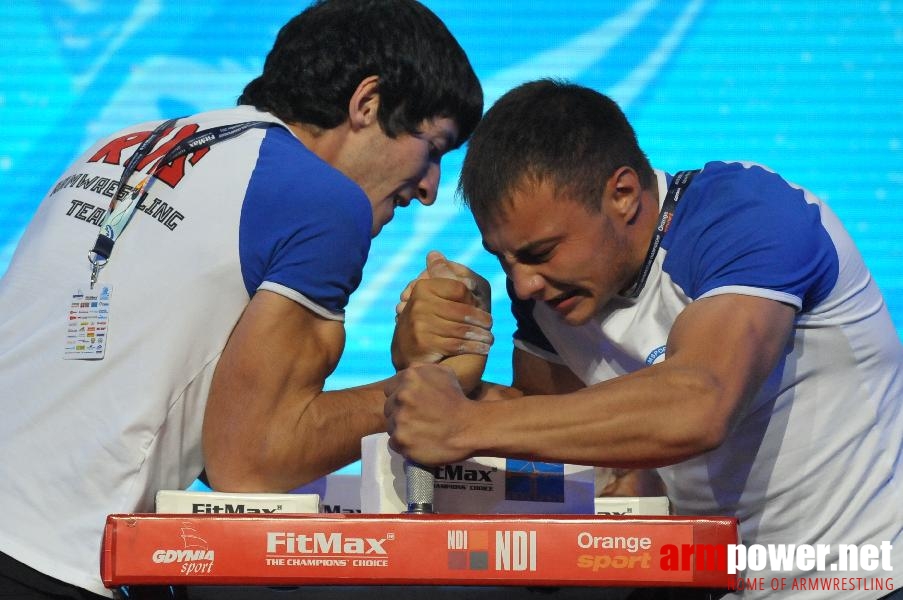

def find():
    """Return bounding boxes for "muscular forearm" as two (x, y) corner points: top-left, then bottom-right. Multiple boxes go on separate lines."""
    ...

(468, 380), (523, 402)
(389, 295), (794, 471)
(295, 382), (388, 482)
(205, 381), (387, 493)
(456, 363), (728, 469)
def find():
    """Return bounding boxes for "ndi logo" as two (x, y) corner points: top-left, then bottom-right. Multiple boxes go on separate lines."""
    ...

(496, 530), (537, 572)
(447, 529), (537, 572)
(447, 529), (489, 570)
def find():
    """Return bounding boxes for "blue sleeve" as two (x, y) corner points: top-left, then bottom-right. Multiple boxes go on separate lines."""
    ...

(662, 162), (838, 312)
(239, 127), (372, 314)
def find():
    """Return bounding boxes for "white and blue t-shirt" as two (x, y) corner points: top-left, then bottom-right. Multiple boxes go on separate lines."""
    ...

(0, 106), (372, 595)
(512, 162), (903, 598)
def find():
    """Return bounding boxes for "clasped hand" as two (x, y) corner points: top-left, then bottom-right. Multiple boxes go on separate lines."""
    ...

(387, 250), (493, 464)
(390, 250), (492, 392)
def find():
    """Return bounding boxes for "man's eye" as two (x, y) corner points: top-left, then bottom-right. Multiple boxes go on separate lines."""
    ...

(519, 250), (552, 265)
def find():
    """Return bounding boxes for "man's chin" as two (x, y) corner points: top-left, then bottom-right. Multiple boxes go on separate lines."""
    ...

(370, 215), (392, 237)
(560, 311), (594, 326)
(551, 297), (596, 326)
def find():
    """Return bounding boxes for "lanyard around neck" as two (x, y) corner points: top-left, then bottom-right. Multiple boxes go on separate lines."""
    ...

(620, 169), (699, 299)
(86, 118), (273, 287)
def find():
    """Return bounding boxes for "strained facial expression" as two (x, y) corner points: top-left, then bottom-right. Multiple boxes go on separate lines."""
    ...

(479, 179), (637, 325)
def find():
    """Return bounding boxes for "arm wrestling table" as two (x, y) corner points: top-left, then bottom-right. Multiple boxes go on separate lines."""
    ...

(102, 513), (739, 599)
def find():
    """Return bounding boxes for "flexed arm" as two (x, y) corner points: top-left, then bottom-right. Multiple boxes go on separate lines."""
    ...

(387, 294), (795, 469)
(203, 290), (387, 492)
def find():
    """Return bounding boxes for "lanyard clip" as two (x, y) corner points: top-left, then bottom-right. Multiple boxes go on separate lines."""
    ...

(88, 233), (114, 289)
(88, 252), (107, 290)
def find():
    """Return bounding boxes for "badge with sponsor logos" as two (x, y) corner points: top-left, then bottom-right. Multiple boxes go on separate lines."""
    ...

(63, 285), (111, 360)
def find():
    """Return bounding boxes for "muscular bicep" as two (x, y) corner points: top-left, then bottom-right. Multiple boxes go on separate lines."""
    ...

(513, 347), (584, 395)
(203, 289), (345, 490)
(664, 293), (796, 437)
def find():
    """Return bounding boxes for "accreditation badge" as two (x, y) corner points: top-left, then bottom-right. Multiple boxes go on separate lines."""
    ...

(63, 285), (111, 360)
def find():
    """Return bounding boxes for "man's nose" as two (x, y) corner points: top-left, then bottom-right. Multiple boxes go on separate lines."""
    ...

(416, 162), (440, 206)
(509, 263), (544, 300)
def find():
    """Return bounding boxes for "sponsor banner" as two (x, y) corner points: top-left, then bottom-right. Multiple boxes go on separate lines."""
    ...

(102, 514), (738, 589)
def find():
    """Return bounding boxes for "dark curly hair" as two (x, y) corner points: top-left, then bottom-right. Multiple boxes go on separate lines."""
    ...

(459, 79), (654, 223)
(239, 0), (483, 147)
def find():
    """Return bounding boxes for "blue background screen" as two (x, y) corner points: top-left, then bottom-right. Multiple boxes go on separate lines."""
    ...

(2, 2), (900, 474)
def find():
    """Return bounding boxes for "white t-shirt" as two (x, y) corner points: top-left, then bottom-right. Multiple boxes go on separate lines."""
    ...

(512, 162), (903, 598)
(0, 106), (372, 595)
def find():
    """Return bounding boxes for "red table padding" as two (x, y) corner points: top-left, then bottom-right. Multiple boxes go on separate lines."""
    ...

(102, 513), (739, 589)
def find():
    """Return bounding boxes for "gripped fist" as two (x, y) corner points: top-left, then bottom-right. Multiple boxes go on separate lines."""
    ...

(384, 363), (476, 466)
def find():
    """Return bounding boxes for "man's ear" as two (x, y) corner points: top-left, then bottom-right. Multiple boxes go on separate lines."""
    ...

(606, 166), (642, 224)
(348, 75), (381, 131)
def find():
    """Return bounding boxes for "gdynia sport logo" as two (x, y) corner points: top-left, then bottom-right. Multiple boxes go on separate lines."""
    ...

(661, 541), (894, 593)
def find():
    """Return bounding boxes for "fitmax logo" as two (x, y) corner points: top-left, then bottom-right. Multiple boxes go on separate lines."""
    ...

(191, 503), (278, 514)
(434, 465), (494, 482)
(322, 504), (362, 514)
(266, 532), (393, 555)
